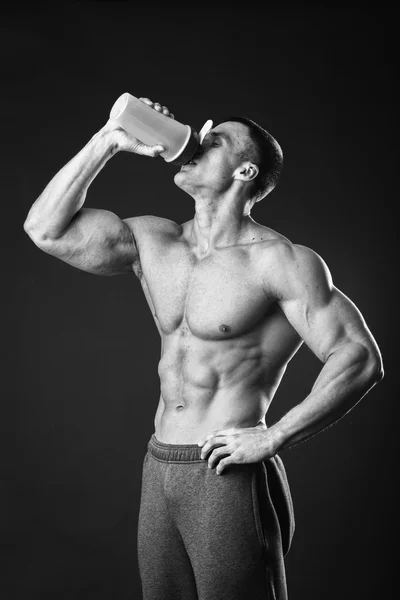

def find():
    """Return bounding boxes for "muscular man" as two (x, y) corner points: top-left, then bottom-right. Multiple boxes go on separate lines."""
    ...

(24, 97), (383, 600)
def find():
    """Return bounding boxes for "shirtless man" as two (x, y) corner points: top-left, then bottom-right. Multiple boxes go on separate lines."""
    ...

(24, 98), (383, 600)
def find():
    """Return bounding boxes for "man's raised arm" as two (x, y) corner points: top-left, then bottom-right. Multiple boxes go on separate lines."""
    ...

(23, 98), (169, 276)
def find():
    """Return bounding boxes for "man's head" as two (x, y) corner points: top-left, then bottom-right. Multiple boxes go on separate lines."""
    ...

(220, 116), (283, 203)
(174, 116), (283, 206)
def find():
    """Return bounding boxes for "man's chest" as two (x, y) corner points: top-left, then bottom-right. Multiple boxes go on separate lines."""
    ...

(140, 243), (275, 340)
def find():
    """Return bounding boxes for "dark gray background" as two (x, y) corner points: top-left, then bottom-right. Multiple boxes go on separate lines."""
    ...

(4, 2), (396, 599)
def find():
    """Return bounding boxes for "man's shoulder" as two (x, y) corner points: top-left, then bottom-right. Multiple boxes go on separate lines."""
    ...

(269, 240), (324, 268)
(123, 215), (183, 242)
(253, 226), (324, 271)
(255, 232), (331, 297)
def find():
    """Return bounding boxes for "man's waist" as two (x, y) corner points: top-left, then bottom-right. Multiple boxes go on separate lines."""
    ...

(155, 388), (270, 444)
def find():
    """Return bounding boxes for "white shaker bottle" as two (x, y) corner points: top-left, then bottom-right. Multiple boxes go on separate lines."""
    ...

(109, 92), (201, 166)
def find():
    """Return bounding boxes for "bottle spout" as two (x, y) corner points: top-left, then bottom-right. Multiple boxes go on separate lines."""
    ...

(199, 119), (213, 144)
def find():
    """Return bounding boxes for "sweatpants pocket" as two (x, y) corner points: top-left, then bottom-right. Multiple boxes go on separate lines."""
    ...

(251, 464), (268, 552)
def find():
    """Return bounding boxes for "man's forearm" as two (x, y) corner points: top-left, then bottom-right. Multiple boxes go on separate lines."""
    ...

(24, 128), (118, 241)
(270, 343), (383, 452)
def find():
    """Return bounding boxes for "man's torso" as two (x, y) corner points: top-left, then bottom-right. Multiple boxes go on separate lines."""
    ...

(131, 217), (303, 443)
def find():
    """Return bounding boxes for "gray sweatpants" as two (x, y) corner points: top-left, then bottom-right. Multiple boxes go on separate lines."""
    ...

(138, 435), (295, 600)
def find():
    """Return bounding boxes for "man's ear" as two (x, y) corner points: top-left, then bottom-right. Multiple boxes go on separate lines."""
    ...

(233, 162), (259, 182)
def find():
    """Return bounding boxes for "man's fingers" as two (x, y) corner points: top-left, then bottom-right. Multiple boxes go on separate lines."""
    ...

(161, 106), (174, 119)
(198, 428), (239, 447)
(200, 440), (227, 459)
(139, 98), (174, 118)
(198, 431), (218, 447)
(207, 446), (232, 470)
(216, 456), (235, 475)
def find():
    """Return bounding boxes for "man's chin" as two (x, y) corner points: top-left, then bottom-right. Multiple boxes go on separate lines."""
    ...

(173, 170), (188, 187)
(173, 170), (196, 196)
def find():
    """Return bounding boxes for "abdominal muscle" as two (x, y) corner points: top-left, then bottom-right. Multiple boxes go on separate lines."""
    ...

(153, 327), (286, 444)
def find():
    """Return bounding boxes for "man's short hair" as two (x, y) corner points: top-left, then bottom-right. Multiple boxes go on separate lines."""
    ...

(220, 116), (283, 202)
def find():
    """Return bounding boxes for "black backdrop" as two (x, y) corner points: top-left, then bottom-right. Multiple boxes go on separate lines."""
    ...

(3, 3), (396, 599)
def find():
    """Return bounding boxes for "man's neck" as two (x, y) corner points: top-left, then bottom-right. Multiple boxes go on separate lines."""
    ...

(190, 194), (253, 254)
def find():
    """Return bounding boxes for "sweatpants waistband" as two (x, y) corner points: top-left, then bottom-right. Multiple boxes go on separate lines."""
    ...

(148, 434), (203, 462)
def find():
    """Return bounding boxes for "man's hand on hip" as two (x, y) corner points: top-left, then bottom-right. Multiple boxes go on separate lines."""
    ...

(198, 423), (283, 475)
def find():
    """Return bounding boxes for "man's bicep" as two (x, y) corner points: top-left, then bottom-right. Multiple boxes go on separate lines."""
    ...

(282, 287), (371, 362)
(277, 245), (373, 362)
(44, 208), (140, 276)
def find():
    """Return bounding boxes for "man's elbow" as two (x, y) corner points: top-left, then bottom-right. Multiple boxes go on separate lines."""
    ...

(23, 217), (33, 236)
(23, 216), (54, 249)
(365, 346), (384, 386)
(348, 341), (384, 388)
(23, 222), (47, 249)
(23, 215), (42, 242)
